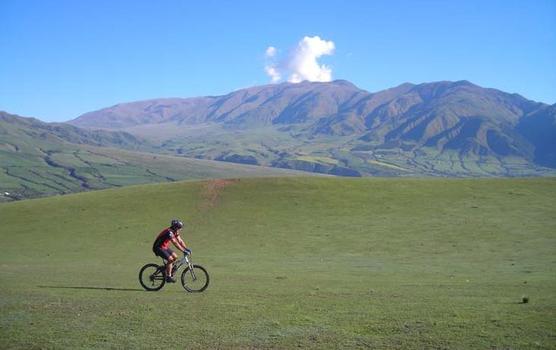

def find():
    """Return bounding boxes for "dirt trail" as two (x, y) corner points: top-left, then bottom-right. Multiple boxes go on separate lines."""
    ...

(200, 179), (238, 210)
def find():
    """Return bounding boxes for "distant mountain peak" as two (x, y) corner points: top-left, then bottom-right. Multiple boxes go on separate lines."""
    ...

(453, 79), (476, 86)
(330, 79), (359, 87)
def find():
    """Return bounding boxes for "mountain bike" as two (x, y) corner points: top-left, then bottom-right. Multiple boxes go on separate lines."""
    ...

(139, 253), (209, 292)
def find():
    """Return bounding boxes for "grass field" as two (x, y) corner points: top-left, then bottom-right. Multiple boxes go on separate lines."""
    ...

(0, 144), (311, 201)
(1, 177), (555, 349)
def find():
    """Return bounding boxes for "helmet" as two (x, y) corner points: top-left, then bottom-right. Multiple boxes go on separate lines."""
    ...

(170, 219), (184, 230)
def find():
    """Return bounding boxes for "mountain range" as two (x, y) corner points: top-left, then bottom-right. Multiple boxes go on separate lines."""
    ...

(70, 80), (556, 177)
(2, 79), (555, 201)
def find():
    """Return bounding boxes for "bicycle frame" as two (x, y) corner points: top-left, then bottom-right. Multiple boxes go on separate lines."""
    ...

(167, 254), (198, 281)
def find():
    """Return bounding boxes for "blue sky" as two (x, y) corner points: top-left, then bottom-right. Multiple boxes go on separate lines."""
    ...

(1, 0), (555, 122)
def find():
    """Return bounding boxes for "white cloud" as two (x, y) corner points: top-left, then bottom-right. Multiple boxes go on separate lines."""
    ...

(265, 46), (277, 58)
(265, 65), (281, 83)
(264, 36), (335, 84)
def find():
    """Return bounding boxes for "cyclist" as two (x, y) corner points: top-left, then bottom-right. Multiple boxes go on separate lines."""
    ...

(152, 219), (191, 283)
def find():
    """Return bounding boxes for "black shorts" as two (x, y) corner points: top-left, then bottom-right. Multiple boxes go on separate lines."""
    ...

(153, 246), (174, 260)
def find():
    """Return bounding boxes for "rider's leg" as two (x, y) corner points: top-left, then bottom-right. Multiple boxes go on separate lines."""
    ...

(166, 254), (176, 277)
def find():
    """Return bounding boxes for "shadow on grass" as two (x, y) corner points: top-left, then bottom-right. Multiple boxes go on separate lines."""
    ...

(38, 285), (144, 292)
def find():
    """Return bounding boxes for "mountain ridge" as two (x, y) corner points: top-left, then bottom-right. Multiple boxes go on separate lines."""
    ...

(70, 79), (548, 129)
(66, 80), (556, 176)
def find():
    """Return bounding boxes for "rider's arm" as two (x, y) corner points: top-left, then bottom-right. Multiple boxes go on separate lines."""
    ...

(171, 234), (187, 252)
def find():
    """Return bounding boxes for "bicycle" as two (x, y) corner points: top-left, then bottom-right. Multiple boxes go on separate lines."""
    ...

(139, 253), (209, 292)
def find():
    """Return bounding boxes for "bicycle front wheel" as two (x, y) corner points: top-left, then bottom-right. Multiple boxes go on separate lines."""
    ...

(181, 264), (209, 292)
(139, 263), (166, 291)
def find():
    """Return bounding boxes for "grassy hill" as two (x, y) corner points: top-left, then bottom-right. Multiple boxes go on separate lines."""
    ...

(0, 112), (310, 201)
(1, 177), (555, 349)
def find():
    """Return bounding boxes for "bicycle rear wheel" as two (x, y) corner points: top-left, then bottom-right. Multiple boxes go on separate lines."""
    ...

(181, 264), (209, 292)
(139, 263), (166, 291)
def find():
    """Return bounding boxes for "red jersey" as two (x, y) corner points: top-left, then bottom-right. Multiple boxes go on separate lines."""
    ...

(153, 227), (178, 250)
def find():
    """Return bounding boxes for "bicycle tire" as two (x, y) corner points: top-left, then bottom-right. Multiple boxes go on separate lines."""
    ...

(181, 264), (209, 292)
(139, 263), (166, 291)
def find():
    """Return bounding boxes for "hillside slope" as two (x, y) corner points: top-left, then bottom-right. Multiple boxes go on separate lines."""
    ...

(516, 103), (556, 168)
(0, 112), (312, 201)
(69, 80), (556, 177)
(1, 177), (555, 348)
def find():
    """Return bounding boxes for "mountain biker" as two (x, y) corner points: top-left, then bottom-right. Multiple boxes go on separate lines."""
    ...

(152, 219), (191, 283)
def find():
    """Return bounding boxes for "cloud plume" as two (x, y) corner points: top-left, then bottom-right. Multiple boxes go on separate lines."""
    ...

(265, 46), (277, 58)
(264, 36), (335, 83)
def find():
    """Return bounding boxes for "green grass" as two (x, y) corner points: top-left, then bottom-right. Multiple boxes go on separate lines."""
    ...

(0, 144), (310, 201)
(1, 177), (555, 349)
(296, 155), (339, 165)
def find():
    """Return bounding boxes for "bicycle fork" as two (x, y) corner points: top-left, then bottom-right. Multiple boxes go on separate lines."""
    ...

(187, 262), (197, 281)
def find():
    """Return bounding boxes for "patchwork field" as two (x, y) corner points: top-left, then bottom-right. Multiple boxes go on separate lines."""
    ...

(1, 177), (555, 349)
(0, 113), (311, 201)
